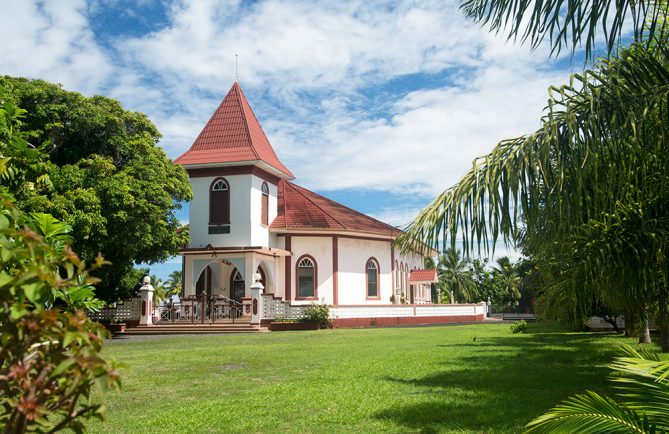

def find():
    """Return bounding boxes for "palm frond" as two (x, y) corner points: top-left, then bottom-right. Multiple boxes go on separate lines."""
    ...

(524, 390), (652, 433)
(398, 43), (669, 262)
(460, 0), (669, 60)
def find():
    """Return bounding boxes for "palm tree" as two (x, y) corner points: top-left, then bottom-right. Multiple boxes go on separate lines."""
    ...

(150, 275), (167, 305)
(165, 270), (183, 299)
(438, 249), (477, 303)
(398, 2), (669, 349)
(493, 257), (521, 303)
(525, 345), (669, 433)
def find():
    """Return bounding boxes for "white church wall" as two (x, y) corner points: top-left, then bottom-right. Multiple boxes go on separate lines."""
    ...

(289, 236), (334, 305)
(338, 238), (392, 305)
(249, 175), (277, 246)
(188, 174), (254, 248)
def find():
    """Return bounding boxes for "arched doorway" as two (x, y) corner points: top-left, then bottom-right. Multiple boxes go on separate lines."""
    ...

(196, 265), (212, 297)
(230, 269), (245, 303)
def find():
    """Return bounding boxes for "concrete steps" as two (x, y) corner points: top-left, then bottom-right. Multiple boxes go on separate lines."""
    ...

(122, 322), (267, 335)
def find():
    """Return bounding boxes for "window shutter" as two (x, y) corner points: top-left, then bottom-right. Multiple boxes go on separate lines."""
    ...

(261, 193), (268, 225)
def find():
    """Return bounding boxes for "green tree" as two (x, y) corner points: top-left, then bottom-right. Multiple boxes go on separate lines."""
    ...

(471, 259), (504, 306)
(493, 257), (521, 304)
(438, 249), (477, 303)
(0, 76), (192, 302)
(115, 267), (149, 300)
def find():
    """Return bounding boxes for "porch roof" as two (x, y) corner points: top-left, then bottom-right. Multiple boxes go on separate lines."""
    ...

(180, 245), (291, 257)
(409, 269), (438, 284)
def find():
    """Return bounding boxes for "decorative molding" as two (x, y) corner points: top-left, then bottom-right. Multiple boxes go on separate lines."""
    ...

(187, 165), (281, 184)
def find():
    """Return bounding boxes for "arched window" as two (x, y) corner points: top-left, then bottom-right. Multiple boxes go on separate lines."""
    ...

(404, 263), (409, 295)
(230, 269), (245, 302)
(296, 256), (317, 299)
(210, 177), (230, 233)
(261, 182), (269, 226)
(366, 258), (379, 298)
(394, 260), (399, 292)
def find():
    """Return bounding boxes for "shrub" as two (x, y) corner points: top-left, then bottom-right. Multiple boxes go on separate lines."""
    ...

(510, 320), (528, 334)
(301, 303), (331, 329)
(0, 97), (119, 432)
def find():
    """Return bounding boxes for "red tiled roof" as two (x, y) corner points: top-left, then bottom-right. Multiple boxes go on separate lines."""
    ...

(270, 181), (401, 237)
(409, 269), (438, 283)
(174, 82), (294, 179)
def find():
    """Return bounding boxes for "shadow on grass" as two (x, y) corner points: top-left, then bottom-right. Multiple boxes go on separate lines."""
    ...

(375, 330), (623, 433)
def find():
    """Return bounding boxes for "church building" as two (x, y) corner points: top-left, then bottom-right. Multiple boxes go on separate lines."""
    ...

(174, 82), (437, 308)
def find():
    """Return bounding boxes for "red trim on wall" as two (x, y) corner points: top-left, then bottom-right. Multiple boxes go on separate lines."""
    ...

(285, 236), (292, 302)
(333, 236), (338, 306)
(365, 257), (381, 300)
(187, 165), (281, 184)
(295, 254), (318, 300)
(332, 314), (485, 328)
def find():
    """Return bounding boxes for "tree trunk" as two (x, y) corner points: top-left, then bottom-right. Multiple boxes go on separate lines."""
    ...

(659, 295), (669, 353)
(624, 309), (635, 337)
(639, 315), (652, 344)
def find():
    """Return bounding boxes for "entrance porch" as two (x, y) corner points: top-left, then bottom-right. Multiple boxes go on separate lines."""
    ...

(181, 246), (291, 302)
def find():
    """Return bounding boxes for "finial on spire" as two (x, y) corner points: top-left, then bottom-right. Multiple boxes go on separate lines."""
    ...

(235, 54), (238, 83)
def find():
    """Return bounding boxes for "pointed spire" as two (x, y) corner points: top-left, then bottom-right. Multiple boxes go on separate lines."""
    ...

(174, 83), (294, 179)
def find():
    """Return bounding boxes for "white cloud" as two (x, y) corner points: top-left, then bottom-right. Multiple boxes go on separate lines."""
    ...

(0, 0), (577, 222)
(0, 0), (113, 94)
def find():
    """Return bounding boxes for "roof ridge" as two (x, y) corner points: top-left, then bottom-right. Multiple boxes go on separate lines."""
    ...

(287, 182), (346, 229)
(234, 84), (261, 161)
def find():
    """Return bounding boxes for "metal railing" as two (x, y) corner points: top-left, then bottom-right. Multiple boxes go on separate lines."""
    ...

(157, 293), (246, 324)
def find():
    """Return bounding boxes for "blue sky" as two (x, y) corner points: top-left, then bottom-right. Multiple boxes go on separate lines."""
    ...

(0, 0), (585, 280)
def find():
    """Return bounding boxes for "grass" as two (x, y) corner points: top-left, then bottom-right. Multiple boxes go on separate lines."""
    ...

(88, 322), (638, 433)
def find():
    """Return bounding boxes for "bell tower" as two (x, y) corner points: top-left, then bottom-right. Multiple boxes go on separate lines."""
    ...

(174, 83), (294, 249)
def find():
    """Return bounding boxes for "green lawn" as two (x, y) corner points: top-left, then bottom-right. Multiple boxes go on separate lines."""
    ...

(88, 323), (637, 433)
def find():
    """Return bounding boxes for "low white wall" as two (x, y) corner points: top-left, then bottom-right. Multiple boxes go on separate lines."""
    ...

(331, 303), (485, 319)
(88, 298), (141, 321)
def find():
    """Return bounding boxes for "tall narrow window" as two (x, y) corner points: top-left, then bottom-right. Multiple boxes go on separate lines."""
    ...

(296, 256), (316, 299)
(261, 182), (269, 226)
(404, 263), (409, 295)
(231, 269), (245, 303)
(209, 178), (230, 233)
(366, 258), (379, 298)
